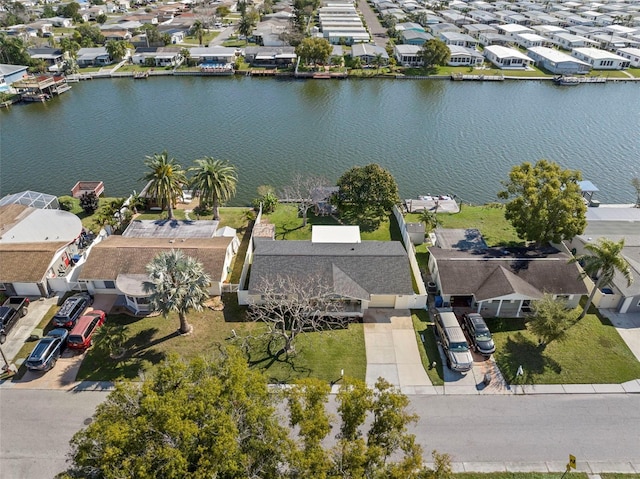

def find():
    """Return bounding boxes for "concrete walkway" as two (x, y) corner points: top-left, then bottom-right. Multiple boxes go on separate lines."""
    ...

(363, 309), (436, 394)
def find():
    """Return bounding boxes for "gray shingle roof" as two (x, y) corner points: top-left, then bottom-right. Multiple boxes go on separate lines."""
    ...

(248, 241), (414, 298)
(430, 246), (588, 298)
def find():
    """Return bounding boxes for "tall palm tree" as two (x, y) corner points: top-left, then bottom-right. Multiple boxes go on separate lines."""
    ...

(141, 151), (186, 220)
(189, 157), (238, 220)
(418, 209), (438, 234)
(191, 20), (205, 46)
(570, 238), (633, 319)
(144, 250), (212, 335)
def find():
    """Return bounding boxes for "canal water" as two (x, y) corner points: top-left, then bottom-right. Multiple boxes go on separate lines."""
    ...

(1, 76), (639, 205)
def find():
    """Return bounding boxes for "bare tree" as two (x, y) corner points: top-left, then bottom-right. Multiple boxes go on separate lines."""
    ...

(281, 173), (331, 227)
(247, 274), (351, 355)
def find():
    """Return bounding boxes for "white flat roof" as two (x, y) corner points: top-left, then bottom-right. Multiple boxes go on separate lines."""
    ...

(312, 225), (361, 244)
(0, 208), (82, 244)
(517, 33), (546, 41)
(485, 45), (533, 61)
(528, 46), (590, 65)
(572, 47), (627, 60)
(498, 23), (532, 33)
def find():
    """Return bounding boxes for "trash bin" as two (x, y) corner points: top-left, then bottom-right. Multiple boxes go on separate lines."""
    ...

(483, 373), (491, 386)
(435, 296), (443, 308)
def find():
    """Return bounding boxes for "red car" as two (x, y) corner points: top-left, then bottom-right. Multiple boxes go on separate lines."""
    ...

(66, 310), (106, 350)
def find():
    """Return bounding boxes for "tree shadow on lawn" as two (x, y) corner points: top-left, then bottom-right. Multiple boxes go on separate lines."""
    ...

(239, 334), (311, 382)
(498, 332), (562, 384)
(126, 328), (181, 356)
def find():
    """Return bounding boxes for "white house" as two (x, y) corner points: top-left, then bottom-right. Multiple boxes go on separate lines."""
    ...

(527, 46), (591, 74)
(484, 45), (533, 69)
(496, 23), (534, 39)
(439, 32), (478, 48)
(394, 44), (422, 67)
(447, 45), (484, 66)
(571, 47), (631, 69)
(551, 32), (595, 50)
(616, 47), (640, 67)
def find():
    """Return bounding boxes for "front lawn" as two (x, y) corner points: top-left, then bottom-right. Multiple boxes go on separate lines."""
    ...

(456, 474), (588, 479)
(264, 204), (400, 241)
(489, 309), (640, 385)
(76, 295), (366, 383)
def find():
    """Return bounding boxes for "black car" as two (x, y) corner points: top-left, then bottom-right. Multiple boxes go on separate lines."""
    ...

(25, 328), (68, 372)
(461, 313), (496, 357)
(51, 293), (92, 328)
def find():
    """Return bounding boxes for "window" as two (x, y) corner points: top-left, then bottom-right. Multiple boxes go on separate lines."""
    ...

(0, 283), (6, 291)
(104, 281), (116, 289)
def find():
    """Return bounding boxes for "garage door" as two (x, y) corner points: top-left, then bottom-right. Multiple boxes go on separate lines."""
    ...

(368, 295), (396, 308)
(12, 282), (42, 296)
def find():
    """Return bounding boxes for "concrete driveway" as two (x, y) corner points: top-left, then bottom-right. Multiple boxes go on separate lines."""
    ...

(363, 309), (435, 394)
(13, 349), (86, 390)
(2, 296), (59, 364)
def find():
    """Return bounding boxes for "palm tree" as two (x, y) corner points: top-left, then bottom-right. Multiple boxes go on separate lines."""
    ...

(141, 151), (187, 220)
(418, 209), (438, 234)
(191, 20), (205, 46)
(189, 157), (238, 220)
(144, 250), (212, 335)
(570, 238), (633, 319)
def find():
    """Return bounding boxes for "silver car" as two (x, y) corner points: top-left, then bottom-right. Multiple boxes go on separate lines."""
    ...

(25, 329), (68, 372)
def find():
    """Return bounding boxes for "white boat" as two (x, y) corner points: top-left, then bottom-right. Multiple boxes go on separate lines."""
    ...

(553, 75), (581, 86)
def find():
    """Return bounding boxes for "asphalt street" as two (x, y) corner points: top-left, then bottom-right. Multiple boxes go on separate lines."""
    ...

(2, 389), (639, 478)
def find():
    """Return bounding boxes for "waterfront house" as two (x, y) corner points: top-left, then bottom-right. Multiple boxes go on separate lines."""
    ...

(0, 64), (29, 92)
(27, 48), (65, 73)
(428, 229), (587, 317)
(350, 43), (389, 66)
(571, 47), (630, 69)
(616, 47), (640, 67)
(564, 208), (640, 314)
(483, 45), (533, 69)
(394, 44), (423, 67)
(189, 47), (237, 65)
(447, 45), (484, 66)
(0, 197), (84, 297)
(527, 46), (591, 74)
(131, 47), (182, 67)
(78, 220), (239, 314)
(76, 47), (112, 67)
(241, 226), (419, 315)
(244, 46), (297, 67)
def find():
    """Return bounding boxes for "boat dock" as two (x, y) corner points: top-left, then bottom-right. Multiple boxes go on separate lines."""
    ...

(451, 73), (504, 81)
(404, 195), (460, 213)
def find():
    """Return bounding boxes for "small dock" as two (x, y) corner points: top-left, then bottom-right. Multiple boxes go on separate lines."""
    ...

(451, 73), (504, 81)
(133, 71), (149, 79)
(404, 195), (460, 214)
(248, 69), (278, 76)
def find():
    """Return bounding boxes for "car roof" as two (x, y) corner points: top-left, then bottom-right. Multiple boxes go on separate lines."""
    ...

(30, 337), (57, 357)
(57, 295), (87, 315)
(71, 313), (102, 332)
(467, 313), (487, 326)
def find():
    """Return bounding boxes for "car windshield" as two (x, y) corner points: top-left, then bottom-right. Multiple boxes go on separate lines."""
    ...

(475, 332), (492, 341)
(450, 342), (469, 352)
(68, 335), (83, 343)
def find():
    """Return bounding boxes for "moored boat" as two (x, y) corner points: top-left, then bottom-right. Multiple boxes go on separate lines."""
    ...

(554, 75), (581, 86)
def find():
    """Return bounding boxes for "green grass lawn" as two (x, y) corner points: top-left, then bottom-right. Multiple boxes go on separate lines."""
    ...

(405, 204), (523, 248)
(263, 204), (400, 241)
(601, 474), (640, 479)
(626, 68), (640, 78)
(58, 195), (119, 233)
(76, 295), (366, 383)
(412, 309), (444, 385)
(489, 309), (640, 385)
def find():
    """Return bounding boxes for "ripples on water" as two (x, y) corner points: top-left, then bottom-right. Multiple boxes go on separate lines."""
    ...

(1, 77), (639, 205)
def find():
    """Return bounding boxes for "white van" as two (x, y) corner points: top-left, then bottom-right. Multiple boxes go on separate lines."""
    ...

(435, 311), (473, 373)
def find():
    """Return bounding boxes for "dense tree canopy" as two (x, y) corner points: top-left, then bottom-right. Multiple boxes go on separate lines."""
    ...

(497, 159), (586, 245)
(419, 39), (450, 68)
(295, 37), (332, 67)
(0, 33), (29, 65)
(64, 351), (438, 479)
(528, 294), (575, 346)
(334, 163), (400, 229)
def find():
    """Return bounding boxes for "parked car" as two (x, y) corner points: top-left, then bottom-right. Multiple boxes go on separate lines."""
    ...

(435, 311), (473, 373)
(462, 313), (496, 357)
(0, 296), (29, 344)
(67, 310), (106, 350)
(51, 293), (92, 328)
(25, 328), (68, 372)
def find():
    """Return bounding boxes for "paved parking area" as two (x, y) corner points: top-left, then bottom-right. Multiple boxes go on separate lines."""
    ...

(12, 349), (85, 390)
